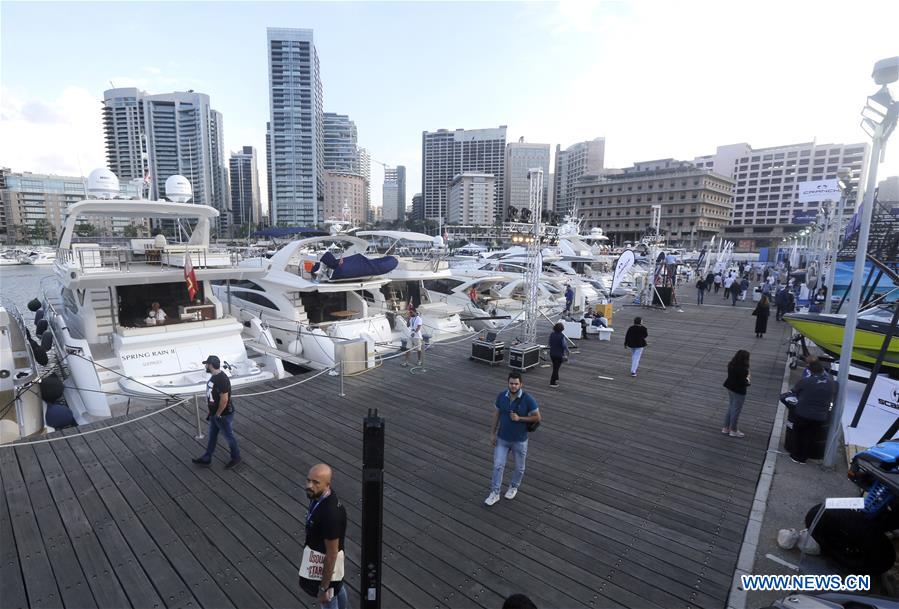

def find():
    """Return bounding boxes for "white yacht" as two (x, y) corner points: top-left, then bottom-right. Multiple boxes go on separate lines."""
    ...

(0, 305), (45, 444)
(41, 170), (285, 422)
(212, 235), (403, 370)
(356, 230), (470, 342)
(0, 249), (22, 265)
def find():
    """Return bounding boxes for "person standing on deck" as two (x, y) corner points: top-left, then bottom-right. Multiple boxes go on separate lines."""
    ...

(713, 272), (722, 294)
(402, 308), (423, 367)
(192, 356), (241, 469)
(299, 464), (348, 609)
(788, 358), (837, 464)
(723, 273), (735, 299)
(696, 277), (706, 305)
(548, 322), (569, 387)
(722, 350), (751, 437)
(486, 372), (541, 506)
(730, 278), (740, 306)
(753, 295), (771, 338)
(563, 284), (574, 315)
(624, 317), (648, 377)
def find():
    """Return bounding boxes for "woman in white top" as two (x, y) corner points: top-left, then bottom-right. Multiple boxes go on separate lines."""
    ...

(402, 309), (423, 367)
(147, 302), (167, 325)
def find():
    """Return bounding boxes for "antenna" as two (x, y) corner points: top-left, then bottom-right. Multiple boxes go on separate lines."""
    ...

(109, 81), (116, 88)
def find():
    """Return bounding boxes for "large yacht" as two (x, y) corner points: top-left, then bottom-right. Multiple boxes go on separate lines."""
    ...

(212, 235), (403, 370)
(41, 170), (285, 422)
(19, 248), (57, 265)
(356, 230), (470, 342)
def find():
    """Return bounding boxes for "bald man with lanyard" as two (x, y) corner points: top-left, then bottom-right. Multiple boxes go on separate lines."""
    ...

(299, 464), (348, 608)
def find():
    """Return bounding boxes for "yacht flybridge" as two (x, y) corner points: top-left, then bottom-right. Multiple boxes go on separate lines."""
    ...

(42, 170), (285, 422)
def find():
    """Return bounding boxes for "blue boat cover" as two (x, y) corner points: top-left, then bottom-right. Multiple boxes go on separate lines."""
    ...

(318, 251), (398, 280)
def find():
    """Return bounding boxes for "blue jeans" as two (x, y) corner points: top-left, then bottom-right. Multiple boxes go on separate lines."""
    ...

(697, 289), (704, 305)
(321, 584), (348, 609)
(723, 390), (746, 430)
(630, 347), (644, 374)
(202, 412), (241, 461)
(492, 438), (528, 493)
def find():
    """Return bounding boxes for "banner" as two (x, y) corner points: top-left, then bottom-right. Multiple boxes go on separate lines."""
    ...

(611, 249), (635, 296)
(798, 179), (840, 203)
(791, 210), (817, 224)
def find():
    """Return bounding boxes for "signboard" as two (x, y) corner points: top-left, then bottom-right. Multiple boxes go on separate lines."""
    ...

(869, 376), (899, 418)
(798, 179), (840, 203)
(738, 239), (754, 249)
(120, 346), (183, 377)
(792, 210), (817, 224)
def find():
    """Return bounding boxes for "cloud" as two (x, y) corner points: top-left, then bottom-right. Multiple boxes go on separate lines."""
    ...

(0, 85), (106, 175)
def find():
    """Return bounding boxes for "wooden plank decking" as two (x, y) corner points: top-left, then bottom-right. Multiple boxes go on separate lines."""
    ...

(0, 298), (790, 608)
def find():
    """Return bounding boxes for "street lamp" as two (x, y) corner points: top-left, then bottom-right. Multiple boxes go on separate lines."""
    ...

(825, 56), (899, 467)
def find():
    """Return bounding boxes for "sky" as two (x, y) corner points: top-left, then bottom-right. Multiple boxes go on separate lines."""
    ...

(2, 0), (898, 217)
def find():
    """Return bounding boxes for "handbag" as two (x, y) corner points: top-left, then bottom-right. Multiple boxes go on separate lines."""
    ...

(516, 395), (540, 432)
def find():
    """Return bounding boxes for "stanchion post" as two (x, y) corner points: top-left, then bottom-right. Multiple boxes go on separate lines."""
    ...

(339, 361), (346, 398)
(361, 408), (385, 609)
(193, 395), (205, 440)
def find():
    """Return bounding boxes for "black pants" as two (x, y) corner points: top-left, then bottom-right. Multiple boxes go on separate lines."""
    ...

(791, 415), (822, 463)
(550, 356), (563, 385)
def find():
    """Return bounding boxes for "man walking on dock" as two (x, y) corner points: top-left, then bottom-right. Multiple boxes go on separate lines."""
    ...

(624, 317), (648, 377)
(486, 372), (541, 506)
(192, 355), (241, 469)
(299, 464), (348, 608)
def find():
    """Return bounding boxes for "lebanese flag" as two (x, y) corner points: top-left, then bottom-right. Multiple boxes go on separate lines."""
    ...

(184, 252), (198, 300)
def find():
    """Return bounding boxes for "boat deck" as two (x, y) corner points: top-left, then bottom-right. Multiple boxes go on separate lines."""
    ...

(0, 297), (791, 608)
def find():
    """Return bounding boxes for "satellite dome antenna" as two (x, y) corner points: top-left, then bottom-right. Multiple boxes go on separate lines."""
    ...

(87, 168), (120, 199)
(164, 175), (193, 203)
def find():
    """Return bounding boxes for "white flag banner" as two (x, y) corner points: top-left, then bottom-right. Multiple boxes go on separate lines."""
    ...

(611, 250), (635, 296)
(798, 179), (840, 203)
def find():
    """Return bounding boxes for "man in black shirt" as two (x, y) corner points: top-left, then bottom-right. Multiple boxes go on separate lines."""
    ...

(192, 355), (241, 469)
(299, 463), (348, 609)
(624, 317), (648, 377)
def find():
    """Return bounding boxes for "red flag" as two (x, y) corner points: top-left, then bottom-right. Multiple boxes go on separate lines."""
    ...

(184, 252), (198, 301)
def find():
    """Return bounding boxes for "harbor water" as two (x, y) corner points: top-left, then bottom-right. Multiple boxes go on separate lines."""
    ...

(0, 264), (54, 312)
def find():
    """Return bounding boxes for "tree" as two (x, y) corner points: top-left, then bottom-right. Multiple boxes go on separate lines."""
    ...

(75, 222), (99, 237)
(123, 225), (139, 238)
(30, 219), (49, 243)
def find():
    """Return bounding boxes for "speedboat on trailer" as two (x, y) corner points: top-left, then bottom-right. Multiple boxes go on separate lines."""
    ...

(784, 306), (899, 370)
(41, 171), (284, 423)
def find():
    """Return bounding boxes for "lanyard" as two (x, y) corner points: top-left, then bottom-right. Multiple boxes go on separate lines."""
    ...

(306, 491), (330, 528)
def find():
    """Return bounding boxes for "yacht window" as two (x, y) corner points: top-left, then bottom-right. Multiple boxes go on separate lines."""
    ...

(211, 279), (266, 291)
(233, 290), (278, 310)
(422, 278), (464, 295)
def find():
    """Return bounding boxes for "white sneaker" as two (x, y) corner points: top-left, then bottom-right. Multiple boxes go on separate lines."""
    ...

(484, 491), (501, 506)
(504, 487), (518, 500)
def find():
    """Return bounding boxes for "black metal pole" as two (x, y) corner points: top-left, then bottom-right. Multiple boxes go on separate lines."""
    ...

(849, 301), (899, 428)
(360, 408), (384, 609)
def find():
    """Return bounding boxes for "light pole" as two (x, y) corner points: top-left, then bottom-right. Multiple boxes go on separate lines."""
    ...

(824, 57), (899, 467)
(823, 166), (853, 305)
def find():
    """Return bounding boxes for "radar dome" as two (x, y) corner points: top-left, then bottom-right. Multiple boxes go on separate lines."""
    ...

(87, 168), (120, 199)
(164, 175), (193, 203)
(432, 236), (445, 248)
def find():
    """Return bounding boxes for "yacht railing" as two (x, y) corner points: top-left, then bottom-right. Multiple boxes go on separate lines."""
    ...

(57, 245), (241, 272)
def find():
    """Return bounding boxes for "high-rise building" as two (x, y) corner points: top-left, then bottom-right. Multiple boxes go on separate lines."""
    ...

(102, 87), (230, 234)
(421, 126), (506, 222)
(265, 121), (273, 220)
(411, 193), (423, 221)
(693, 141), (869, 248)
(323, 113), (358, 171)
(504, 140), (551, 218)
(1, 171), (141, 244)
(267, 27), (324, 226)
(545, 173), (554, 212)
(358, 147), (371, 212)
(448, 173), (496, 226)
(323, 172), (366, 225)
(553, 138), (605, 215)
(575, 159), (735, 247)
(382, 166), (406, 222)
(229, 146), (261, 232)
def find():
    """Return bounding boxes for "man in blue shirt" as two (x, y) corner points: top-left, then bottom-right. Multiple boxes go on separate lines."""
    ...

(486, 372), (541, 506)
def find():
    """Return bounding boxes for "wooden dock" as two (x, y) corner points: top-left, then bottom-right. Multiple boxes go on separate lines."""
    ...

(1, 298), (791, 608)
